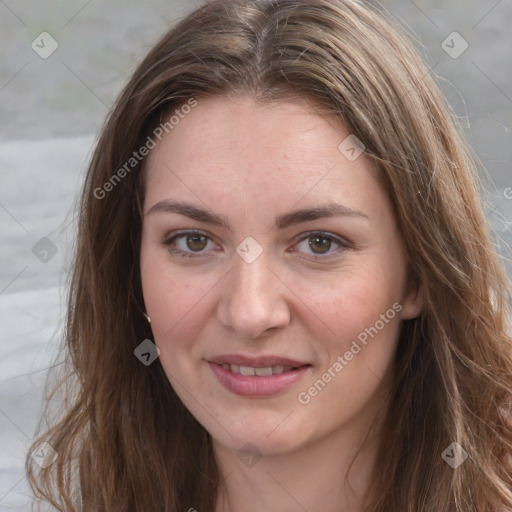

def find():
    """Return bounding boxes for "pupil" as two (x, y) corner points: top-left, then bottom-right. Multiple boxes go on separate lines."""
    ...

(187, 234), (207, 251)
(309, 236), (331, 254)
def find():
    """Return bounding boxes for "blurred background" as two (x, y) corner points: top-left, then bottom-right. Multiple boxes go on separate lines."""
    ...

(0, 0), (511, 509)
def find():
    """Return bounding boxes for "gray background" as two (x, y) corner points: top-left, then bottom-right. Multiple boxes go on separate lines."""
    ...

(0, 0), (511, 509)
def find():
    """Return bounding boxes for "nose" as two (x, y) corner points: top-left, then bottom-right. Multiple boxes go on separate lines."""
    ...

(216, 254), (291, 339)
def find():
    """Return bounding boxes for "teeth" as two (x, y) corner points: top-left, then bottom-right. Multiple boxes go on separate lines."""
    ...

(255, 367), (273, 376)
(220, 363), (297, 375)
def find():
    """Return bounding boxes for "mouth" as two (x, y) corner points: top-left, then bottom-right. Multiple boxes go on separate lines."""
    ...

(208, 354), (309, 369)
(207, 355), (312, 397)
(215, 362), (304, 376)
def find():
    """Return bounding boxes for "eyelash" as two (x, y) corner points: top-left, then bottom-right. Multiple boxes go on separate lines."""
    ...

(162, 229), (352, 261)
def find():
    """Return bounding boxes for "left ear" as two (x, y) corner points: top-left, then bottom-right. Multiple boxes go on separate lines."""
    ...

(400, 273), (424, 320)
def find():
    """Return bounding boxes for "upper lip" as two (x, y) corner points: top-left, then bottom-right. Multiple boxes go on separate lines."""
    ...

(208, 354), (310, 368)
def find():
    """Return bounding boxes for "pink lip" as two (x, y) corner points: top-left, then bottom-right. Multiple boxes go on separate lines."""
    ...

(208, 362), (311, 397)
(208, 354), (308, 368)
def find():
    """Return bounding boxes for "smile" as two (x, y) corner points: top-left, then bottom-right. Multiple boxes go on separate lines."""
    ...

(208, 361), (311, 397)
(218, 363), (297, 375)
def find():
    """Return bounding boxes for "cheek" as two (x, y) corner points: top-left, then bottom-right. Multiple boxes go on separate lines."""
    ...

(295, 280), (402, 431)
(140, 255), (222, 365)
(143, 273), (203, 335)
(293, 265), (402, 346)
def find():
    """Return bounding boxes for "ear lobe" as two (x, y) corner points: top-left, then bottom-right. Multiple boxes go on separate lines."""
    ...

(400, 280), (424, 320)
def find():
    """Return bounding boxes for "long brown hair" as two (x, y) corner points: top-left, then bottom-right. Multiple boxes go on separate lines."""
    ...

(27, 0), (512, 510)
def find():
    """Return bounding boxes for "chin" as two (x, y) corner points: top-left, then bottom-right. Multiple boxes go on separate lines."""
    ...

(207, 408), (311, 456)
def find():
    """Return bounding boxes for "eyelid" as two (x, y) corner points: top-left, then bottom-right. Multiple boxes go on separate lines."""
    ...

(163, 228), (213, 244)
(291, 230), (351, 247)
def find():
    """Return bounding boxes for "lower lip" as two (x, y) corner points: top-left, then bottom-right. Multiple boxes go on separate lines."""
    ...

(208, 362), (311, 397)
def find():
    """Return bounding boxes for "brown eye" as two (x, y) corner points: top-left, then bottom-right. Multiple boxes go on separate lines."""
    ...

(186, 234), (208, 251)
(308, 235), (332, 254)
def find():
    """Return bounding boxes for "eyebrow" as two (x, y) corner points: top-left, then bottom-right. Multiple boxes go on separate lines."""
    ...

(145, 200), (368, 230)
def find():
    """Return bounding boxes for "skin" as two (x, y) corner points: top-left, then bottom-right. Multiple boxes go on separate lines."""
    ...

(140, 94), (423, 512)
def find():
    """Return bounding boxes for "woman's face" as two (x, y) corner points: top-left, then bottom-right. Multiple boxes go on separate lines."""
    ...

(140, 95), (422, 456)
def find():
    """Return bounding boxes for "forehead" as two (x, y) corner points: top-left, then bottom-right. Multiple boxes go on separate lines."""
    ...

(152, 96), (334, 161)
(143, 95), (385, 219)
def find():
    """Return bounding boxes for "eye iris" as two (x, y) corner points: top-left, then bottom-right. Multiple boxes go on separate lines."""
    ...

(186, 234), (208, 251)
(309, 236), (331, 254)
